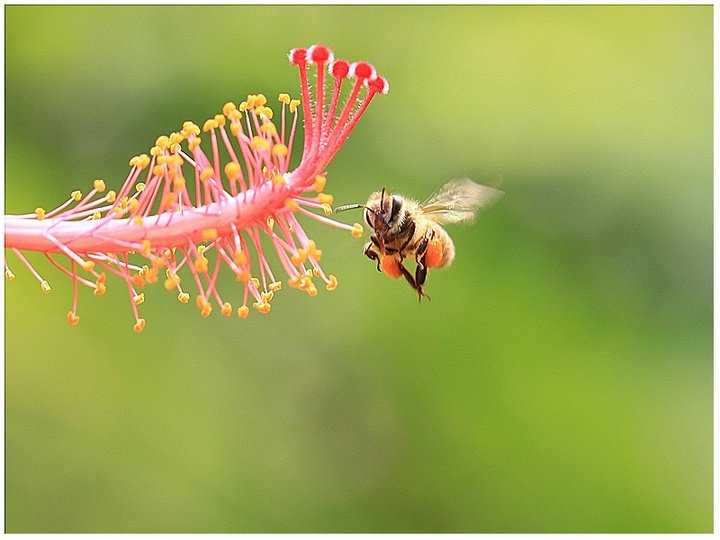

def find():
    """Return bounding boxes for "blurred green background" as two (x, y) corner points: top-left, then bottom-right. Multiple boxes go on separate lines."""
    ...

(4, 5), (712, 533)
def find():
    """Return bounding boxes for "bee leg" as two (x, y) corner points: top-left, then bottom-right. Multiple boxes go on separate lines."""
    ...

(415, 254), (432, 303)
(415, 229), (434, 265)
(397, 260), (419, 292)
(364, 242), (381, 272)
(397, 220), (416, 260)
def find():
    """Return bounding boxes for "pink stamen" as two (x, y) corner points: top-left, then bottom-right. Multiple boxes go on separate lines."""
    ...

(5, 44), (387, 329)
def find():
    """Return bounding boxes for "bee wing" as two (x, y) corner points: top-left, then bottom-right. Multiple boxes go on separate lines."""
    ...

(420, 178), (504, 224)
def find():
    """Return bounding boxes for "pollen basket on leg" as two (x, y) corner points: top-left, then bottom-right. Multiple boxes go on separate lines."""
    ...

(4, 44), (388, 331)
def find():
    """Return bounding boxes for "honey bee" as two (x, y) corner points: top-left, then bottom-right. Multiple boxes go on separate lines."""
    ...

(335, 178), (504, 299)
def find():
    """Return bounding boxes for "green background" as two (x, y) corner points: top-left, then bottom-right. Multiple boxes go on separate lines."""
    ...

(4, 5), (713, 533)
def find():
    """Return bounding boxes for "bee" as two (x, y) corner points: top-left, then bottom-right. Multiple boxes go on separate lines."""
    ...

(335, 178), (504, 300)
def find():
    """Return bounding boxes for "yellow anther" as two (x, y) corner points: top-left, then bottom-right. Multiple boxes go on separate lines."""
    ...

(35, 207), (46, 220)
(173, 176), (186, 189)
(289, 99), (301, 113)
(225, 161), (241, 180)
(97, 272), (107, 284)
(93, 179), (106, 192)
(250, 136), (270, 152)
(144, 268), (158, 284)
(202, 119), (218, 132)
(214, 114), (226, 127)
(170, 155), (184, 167)
(266, 217), (275, 230)
(237, 305), (249, 319)
(169, 143), (181, 154)
(228, 109), (242, 121)
(81, 260), (95, 272)
(178, 292), (190, 304)
(313, 175), (327, 192)
(182, 121), (200, 136)
(40, 280), (51, 293)
(93, 282), (106, 296)
(223, 102), (237, 116)
(232, 249), (247, 267)
(196, 295), (207, 309)
(351, 223), (364, 239)
(306, 284), (318, 297)
(317, 193), (334, 205)
(194, 256), (208, 273)
(157, 155), (169, 165)
(141, 240), (152, 257)
(5, 268), (15, 280)
(326, 274), (338, 291)
(67, 311), (80, 327)
(272, 144), (288, 157)
(285, 199), (300, 211)
(261, 291), (274, 303)
(272, 173), (285, 185)
(133, 318), (146, 333)
(128, 198), (140, 213)
(291, 248), (307, 266)
(197, 245), (206, 255)
(238, 101), (248, 112)
(255, 94), (267, 107)
(164, 275), (179, 291)
(153, 165), (165, 177)
(169, 132), (184, 146)
(71, 190), (83, 201)
(200, 304), (212, 318)
(133, 216), (143, 226)
(237, 270), (250, 283)
(260, 122), (277, 135)
(188, 137), (202, 151)
(91, 211), (101, 220)
(133, 293), (145, 306)
(200, 167), (214, 183)
(306, 240), (322, 261)
(257, 106), (274, 120)
(130, 154), (142, 166)
(278, 93), (291, 105)
(221, 302), (232, 317)
(202, 228), (218, 241)
(230, 123), (242, 136)
(321, 203), (333, 215)
(250, 277), (260, 289)
(155, 135), (170, 149)
(269, 281), (282, 292)
(253, 301), (271, 314)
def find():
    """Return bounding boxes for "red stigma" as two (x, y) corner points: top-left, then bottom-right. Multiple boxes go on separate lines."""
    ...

(369, 76), (389, 95)
(309, 45), (332, 63)
(289, 48), (307, 65)
(351, 62), (375, 80)
(331, 60), (350, 79)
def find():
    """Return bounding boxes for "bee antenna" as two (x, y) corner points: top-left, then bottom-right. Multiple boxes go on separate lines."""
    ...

(333, 203), (365, 213)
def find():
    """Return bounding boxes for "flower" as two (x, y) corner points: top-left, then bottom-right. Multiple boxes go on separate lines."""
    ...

(4, 44), (389, 332)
